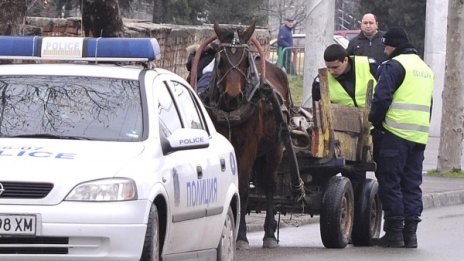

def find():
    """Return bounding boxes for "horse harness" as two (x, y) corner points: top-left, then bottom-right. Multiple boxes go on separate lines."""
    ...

(201, 41), (287, 129)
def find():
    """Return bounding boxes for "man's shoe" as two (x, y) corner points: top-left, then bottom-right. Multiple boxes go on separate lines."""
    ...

(375, 231), (405, 248)
(375, 220), (405, 248)
(403, 221), (418, 248)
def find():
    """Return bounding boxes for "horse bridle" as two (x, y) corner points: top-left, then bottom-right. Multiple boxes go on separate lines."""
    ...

(215, 43), (250, 89)
(189, 34), (266, 91)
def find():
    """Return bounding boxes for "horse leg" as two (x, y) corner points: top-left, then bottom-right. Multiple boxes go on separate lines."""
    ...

(255, 154), (280, 248)
(263, 191), (278, 248)
(236, 151), (256, 250)
(236, 181), (250, 250)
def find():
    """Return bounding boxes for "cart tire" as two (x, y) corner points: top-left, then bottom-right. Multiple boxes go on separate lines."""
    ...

(351, 178), (382, 246)
(320, 176), (354, 248)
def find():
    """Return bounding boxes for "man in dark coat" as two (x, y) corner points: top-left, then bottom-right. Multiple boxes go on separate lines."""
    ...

(277, 17), (295, 74)
(347, 13), (387, 64)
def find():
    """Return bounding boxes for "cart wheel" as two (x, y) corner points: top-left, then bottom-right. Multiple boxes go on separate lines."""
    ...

(351, 178), (382, 246)
(320, 176), (354, 248)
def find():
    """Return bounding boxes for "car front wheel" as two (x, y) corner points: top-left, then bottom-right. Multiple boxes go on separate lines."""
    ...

(217, 206), (236, 261)
(140, 204), (160, 261)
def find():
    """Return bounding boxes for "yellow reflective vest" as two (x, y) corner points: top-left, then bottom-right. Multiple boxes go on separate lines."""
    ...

(383, 54), (434, 144)
(327, 56), (376, 107)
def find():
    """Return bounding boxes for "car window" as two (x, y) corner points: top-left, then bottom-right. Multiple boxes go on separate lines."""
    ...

(170, 81), (205, 131)
(158, 82), (182, 138)
(0, 75), (143, 141)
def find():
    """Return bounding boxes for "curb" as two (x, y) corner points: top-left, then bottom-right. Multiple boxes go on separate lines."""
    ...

(246, 190), (464, 233)
(422, 190), (464, 209)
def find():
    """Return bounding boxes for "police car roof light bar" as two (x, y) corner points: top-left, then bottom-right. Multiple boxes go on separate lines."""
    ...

(0, 36), (161, 62)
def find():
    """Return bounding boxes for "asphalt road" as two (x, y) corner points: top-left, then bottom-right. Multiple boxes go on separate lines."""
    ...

(237, 204), (464, 261)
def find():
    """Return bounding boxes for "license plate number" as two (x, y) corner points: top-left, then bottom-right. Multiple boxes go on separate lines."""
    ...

(0, 214), (36, 235)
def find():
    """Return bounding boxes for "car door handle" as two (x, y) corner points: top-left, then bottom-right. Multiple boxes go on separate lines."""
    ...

(220, 158), (226, 172)
(196, 165), (203, 179)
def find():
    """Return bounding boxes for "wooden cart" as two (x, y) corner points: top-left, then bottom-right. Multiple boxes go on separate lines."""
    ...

(247, 68), (382, 248)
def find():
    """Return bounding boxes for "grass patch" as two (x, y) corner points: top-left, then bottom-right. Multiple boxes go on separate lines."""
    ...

(426, 170), (464, 177)
(288, 74), (304, 106)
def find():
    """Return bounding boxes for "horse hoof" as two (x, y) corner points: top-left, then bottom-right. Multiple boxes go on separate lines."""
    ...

(263, 237), (279, 248)
(236, 240), (250, 250)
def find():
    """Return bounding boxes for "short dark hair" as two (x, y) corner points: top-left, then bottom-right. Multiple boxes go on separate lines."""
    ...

(324, 44), (347, 62)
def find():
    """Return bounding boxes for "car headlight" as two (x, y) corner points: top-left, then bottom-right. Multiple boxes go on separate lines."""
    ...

(65, 178), (137, 201)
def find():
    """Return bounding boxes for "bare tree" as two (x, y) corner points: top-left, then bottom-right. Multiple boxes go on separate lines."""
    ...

(82, 0), (124, 37)
(264, 0), (309, 36)
(0, 0), (26, 35)
(438, 0), (464, 172)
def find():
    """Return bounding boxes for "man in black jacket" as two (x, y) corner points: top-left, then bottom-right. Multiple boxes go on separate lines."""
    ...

(347, 13), (387, 64)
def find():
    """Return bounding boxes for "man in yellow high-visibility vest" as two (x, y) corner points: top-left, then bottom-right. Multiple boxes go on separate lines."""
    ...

(312, 44), (377, 184)
(369, 27), (434, 248)
(312, 44), (378, 107)
(312, 44), (378, 246)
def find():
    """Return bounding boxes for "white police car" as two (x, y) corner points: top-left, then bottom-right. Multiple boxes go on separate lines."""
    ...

(0, 36), (239, 261)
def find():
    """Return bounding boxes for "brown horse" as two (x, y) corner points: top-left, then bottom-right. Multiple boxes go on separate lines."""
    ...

(193, 23), (293, 249)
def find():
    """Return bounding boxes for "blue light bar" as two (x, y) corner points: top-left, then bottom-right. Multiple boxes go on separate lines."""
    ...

(0, 36), (161, 61)
(0, 36), (41, 56)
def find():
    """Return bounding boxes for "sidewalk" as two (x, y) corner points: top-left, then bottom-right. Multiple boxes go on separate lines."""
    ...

(246, 136), (464, 232)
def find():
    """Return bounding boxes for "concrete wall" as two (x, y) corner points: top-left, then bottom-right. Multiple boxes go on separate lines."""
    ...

(25, 17), (271, 79)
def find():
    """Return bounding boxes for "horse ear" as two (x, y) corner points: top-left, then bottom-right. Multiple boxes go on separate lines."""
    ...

(240, 22), (256, 43)
(214, 23), (227, 42)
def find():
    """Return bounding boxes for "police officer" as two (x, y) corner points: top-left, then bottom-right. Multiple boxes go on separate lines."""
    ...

(369, 27), (434, 248)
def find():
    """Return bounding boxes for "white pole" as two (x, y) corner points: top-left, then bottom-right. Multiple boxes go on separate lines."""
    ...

(302, 0), (335, 107)
(424, 0), (448, 137)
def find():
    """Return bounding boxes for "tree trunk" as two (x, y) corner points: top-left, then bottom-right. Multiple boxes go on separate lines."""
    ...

(82, 0), (124, 37)
(152, 0), (164, 23)
(0, 0), (26, 35)
(302, 0), (335, 107)
(438, 0), (464, 172)
(152, 0), (173, 24)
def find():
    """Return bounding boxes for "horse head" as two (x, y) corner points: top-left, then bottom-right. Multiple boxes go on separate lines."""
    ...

(213, 23), (258, 111)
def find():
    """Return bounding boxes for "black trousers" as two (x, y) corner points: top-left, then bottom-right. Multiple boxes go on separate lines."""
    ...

(373, 130), (424, 222)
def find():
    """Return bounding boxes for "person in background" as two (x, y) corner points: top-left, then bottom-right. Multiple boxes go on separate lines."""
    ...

(369, 27), (434, 248)
(312, 43), (377, 192)
(347, 13), (387, 64)
(277, 17), (295, 74)
(196, 58), (215, 94)
(185, 42), (217, 84)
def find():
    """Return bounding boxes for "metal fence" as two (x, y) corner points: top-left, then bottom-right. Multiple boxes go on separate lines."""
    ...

(268, 47), (305, 75)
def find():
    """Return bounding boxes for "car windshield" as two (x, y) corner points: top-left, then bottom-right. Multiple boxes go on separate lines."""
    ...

(0, 75), (143, 141)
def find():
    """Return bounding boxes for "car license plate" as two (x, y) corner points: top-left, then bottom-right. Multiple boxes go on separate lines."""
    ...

(0, 214), (36, 235)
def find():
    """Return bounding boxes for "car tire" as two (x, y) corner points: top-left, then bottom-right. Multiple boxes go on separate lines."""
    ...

(140, 204), (160, 261)
(320, 176), (354, 248)
(217, 206), (236, 261)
